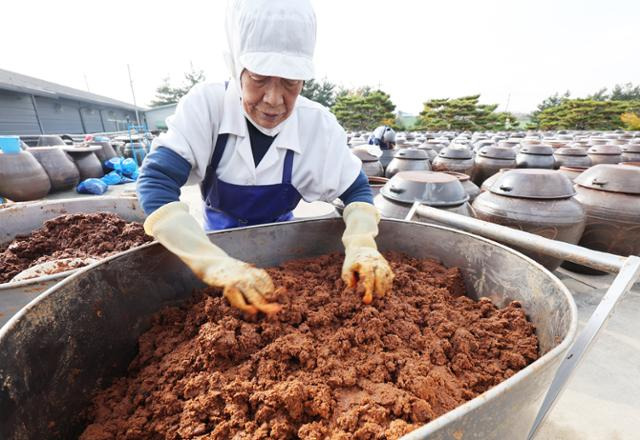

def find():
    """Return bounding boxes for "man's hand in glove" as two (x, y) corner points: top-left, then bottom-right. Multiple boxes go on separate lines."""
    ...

(144, 202), (280, 315)
(341, 202), (394, 304)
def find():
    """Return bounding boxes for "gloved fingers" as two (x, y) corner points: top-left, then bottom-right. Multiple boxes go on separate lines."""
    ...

(252, 268), (275, 294)
(224, 285), (259, 315)
(374, 263), (394, 297)
(360, 264), (376, 305)
(342, 265), (358, 289)
(242, 285), (282, 315)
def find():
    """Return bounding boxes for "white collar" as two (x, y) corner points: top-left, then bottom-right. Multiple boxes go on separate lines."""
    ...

(218, 82), (302, 154)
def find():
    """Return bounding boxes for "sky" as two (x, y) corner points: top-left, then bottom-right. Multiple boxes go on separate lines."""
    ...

(2, 0), (638, 114)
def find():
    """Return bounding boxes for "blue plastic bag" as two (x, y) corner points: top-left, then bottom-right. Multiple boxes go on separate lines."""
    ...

(76, 178), (108, 195)
(104, 157), (139, 179)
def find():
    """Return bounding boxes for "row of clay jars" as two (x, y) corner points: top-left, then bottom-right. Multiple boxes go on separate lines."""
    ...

(472, 169), (585, 271)
(28, 147), (80, 191)
(0, 151), (51, 201)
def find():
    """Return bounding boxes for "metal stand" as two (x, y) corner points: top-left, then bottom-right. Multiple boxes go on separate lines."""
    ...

(405, 202), (640, 439)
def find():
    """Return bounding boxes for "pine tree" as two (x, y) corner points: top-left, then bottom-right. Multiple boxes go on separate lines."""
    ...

(331, 89), (396, 131)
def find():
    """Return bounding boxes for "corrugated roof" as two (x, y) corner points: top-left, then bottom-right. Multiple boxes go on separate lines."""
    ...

(0, 68), (145, 111)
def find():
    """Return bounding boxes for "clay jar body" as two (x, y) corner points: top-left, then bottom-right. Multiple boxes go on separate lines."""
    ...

(471, 146), (516, 186)
(63, 146), (104, 180)
(516, 145), (555, 169)
(0, 151), (51, 201)
(432, 146), (475, 175)
(28, 147), (80, 191)
(91, 141), (119, 167)
(558, 166), (588, 183)
(621, 144), (640, 162)
(472, 169), (585, 271)
(385, 148), (431, 178)
(374, 171), (474, 220)
(352, 147), (384, 177)
(553, 148), (592, 169)
(564, 165), (640, 274)
(587, 145), (623, 165)
(444, 171), (480, 202)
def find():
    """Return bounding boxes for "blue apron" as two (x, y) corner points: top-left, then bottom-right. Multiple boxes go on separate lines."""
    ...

(201, 133), (302, 231)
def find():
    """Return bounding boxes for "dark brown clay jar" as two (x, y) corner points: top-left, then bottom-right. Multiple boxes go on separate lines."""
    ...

(374, 171), (474, 220)
(553, 147), (592, 169)
(587, 145), (623, 165)
(516, 145), (555, 169)
(563, 164), (640, 274)
(472, 169), (585, 271)
(352, 148), (384, 177)
(558, 166), (588, 182)
(480, 168), (508, 192)
(36, 135), (66, 147)
(471, 146), (516, 186)
(91, 141), (119, 166)
(385, 148), (431, 178)
(444, 171), (480, 202)
(432, 146), (475, 175)
(0, 151), (51, 201)
(621, 144), (640, 162)
(28, 147), (80, 192)
(64, 147), (104, 180)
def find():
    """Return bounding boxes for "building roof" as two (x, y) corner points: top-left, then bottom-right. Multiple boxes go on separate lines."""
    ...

(0, 68), (145, 111)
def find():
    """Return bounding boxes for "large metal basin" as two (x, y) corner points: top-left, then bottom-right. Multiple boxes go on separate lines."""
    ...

(0, 219), (577, 439)
(0, 197), (145, 327)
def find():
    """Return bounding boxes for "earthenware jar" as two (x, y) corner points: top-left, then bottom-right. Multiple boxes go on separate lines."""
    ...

(621, 144), (640, 162)
(444, 171), (480, 202)
(516, 145), (555, 169)
(385, 148), (431, 178)
(432, 146), (475, 175)
(91, 141), (119, 167)
(374, 171), (474, 219)
(553, 147), (592, 169)
(564, 165), (640, 274)
(63, 146), (104, 180)
(36, 135), (66, 147)
(0, 151), (52, 201)
(587, 145), (623, 165)
(123, 143), (147, 166)
(352, 147), (384, 177)
(28, 147), (80, 192)
(472, 169), (585, 270)
(416, 142), (438, 162)
(558, 166), (588, 182)
(471, 146), (516, 185)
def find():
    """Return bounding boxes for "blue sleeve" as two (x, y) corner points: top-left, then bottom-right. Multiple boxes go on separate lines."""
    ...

(136, 147), (192, 215)
(338, 170), (374, 205)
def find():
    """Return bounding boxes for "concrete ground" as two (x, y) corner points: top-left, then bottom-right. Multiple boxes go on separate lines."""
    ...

(6, 182), (640, 439)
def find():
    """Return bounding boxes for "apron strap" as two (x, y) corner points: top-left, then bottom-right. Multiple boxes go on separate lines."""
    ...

(282, 149), (294, 184)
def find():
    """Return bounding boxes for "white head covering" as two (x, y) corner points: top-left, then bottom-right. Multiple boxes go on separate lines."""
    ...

(225, 0), (317, 136)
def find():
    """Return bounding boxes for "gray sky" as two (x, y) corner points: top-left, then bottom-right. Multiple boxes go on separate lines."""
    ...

(3, 0), (638, 114)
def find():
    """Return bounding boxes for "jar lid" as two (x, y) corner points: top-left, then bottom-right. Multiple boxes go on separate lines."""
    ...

(478, 146), (516, 159)
(554, 147), (588, 157)
(352, 147), (380, 162)
(392, 148), (429, 160)
(587, 145), (623, 155)
(517, 145), (554, 156)
(489, 169), (576, 199)
(380, 171), (469, 205)
(575, 164), (640, 195)
(438, 146), (473, 159)
(622, 144), (640, 153)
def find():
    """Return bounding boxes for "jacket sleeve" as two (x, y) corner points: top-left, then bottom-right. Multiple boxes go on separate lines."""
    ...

(338, 170), (374, 205)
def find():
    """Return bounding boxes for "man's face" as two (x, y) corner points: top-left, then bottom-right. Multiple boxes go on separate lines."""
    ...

(240, 70), (303, 129)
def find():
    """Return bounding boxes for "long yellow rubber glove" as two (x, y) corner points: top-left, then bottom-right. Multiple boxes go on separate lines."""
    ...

(144, 202), (280, 315)
(341, 202), (394, 303)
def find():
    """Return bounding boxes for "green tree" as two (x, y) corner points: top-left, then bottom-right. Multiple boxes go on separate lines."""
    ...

(415, 95), (512, 131)
(536, 99), (640, 130)
(610, 83), (640, 101)
(301, 78), (338, 108)
(150, 65), (207, 107)
(528, 90), (571, 128)
(331, 89), (396, 131)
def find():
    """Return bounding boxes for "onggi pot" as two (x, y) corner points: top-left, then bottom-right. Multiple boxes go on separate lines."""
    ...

(516, 145), (555, 169)
(563, 164), (640, 274)
(385, 148), (431, 178)
(444, 171), (480, 202)
(374, 171), (474, 219)
(0, 151), (51, 201)
(471, 146), (516, 186)
(352, 147), (384, 177)
(63, 146), (104, 180)
(621, 144), (640, 162)
(558, 166), (588, 183)
(587, 145), (623, 165)
(553, 147), (591, 169)
(432, 146), (475, 175)
(472, 169), (585, 271)
(28, 147), (80, 192)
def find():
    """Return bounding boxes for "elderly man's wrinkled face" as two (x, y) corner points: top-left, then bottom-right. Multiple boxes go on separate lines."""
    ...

(241, 70), (303, 129)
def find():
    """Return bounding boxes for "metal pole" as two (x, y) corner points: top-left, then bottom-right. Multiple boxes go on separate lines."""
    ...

(29, 95), (44, 134)
(127, 64), (141, 126)
(411, 203), (626, 273)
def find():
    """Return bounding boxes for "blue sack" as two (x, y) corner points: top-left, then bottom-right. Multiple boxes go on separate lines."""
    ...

(77, 178), (108, 195)
(104, 157), (139, 179)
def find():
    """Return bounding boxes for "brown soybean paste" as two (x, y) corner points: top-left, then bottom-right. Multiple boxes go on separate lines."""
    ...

(81, 253), (538, 440)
